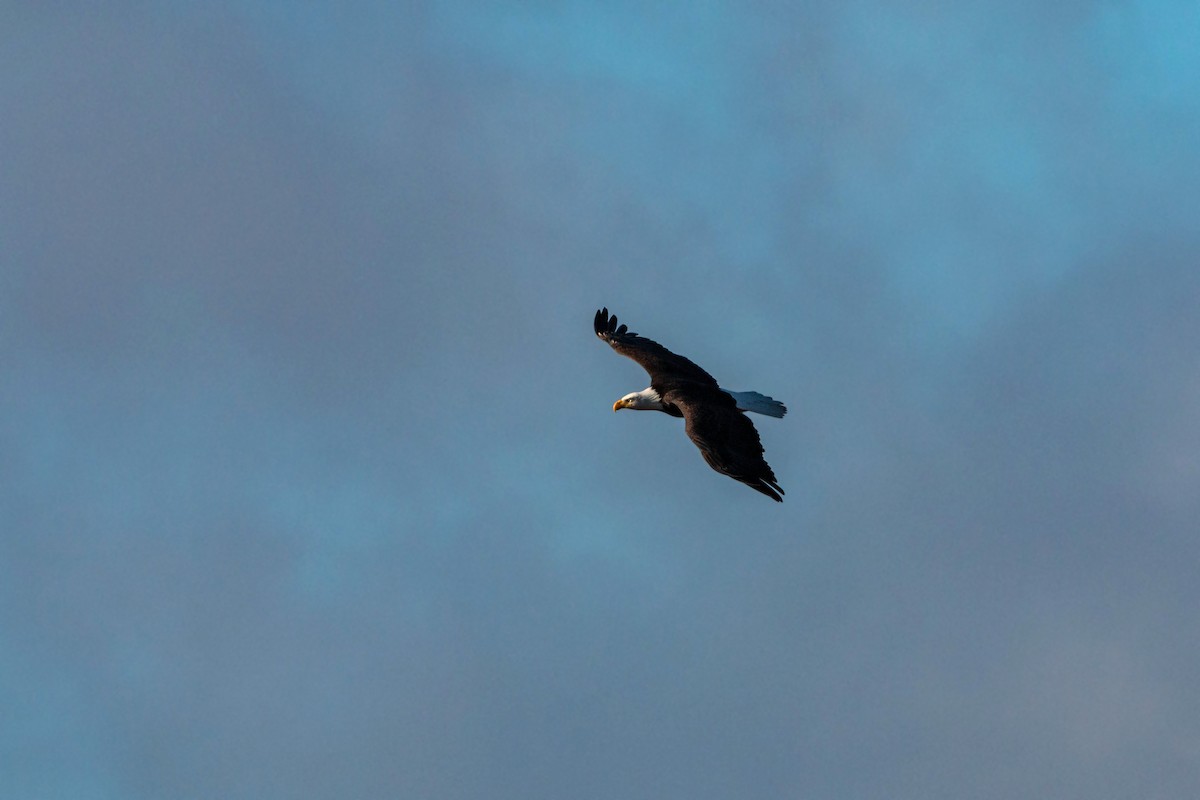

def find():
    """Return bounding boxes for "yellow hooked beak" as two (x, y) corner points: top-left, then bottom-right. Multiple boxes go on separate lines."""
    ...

(613, 398), (627, 412)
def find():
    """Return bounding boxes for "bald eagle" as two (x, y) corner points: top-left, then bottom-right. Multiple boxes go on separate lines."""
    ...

(594, 307), (786, 501)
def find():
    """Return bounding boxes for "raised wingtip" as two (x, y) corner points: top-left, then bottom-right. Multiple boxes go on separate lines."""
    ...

(595, 307), (626, 338)
(592, 309), (638, 343)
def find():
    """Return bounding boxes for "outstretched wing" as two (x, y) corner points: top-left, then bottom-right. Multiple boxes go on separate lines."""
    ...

(669, 386), (785, 502)
(594, 307), (718, 388)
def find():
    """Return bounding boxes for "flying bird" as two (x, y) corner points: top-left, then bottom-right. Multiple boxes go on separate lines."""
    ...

(594, 307), (786, 501)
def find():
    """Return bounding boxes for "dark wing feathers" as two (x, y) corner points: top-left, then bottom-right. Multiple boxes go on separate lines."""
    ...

(594, 307), (719, 389)
(669, 388), (784, 502)
(594, 307), (784, 501)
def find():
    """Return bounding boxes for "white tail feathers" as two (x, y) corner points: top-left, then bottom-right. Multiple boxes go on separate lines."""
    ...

(727, 390), (787, 418)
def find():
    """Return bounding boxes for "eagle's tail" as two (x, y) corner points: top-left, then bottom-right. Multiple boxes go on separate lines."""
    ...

(727, 390), (787, 418)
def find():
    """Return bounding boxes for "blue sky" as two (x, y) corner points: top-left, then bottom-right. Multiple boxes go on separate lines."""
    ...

(3, 2), (1199, 798)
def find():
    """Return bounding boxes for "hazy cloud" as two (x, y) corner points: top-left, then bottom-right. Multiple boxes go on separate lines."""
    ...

(3, 3), (1198, 798)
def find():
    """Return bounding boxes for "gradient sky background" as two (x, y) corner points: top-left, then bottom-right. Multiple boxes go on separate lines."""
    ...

(3, 2), (1199, 798)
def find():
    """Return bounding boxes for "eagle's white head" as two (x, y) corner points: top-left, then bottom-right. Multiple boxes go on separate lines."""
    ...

(613, 387), (664, 412)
